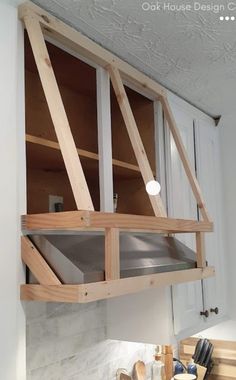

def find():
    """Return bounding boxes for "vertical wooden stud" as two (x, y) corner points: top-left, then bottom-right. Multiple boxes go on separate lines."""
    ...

(96, 67), (114, 212)
(196, 232), (206, 268)
(154, 100), (167, 210)
(108, 65), (166, 217)
(23, 15), (94, 211)
(105, 228), (120, 280)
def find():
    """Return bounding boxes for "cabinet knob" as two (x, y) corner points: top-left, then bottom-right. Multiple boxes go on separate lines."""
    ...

(200, 310), (209, 318)
(210, 307), (219, 314)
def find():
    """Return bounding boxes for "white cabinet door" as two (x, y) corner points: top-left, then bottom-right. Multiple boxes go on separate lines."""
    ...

(165, 99), (203, 335)
(195, 118), (227, 321)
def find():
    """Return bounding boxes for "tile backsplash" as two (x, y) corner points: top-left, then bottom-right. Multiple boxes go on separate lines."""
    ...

(25, 301), (156, 380)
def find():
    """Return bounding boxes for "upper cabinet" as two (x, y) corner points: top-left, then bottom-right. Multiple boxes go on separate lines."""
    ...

(195, 118), (227, 322)
(164, 94), (227, 337)
(164, 97), (203, 335)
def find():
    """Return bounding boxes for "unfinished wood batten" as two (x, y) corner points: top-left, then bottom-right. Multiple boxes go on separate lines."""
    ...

(21, 211), (213, 233)
(21, 236), (61, 285)
(21, 266), (215, 303)
(105, 228), (120, 280)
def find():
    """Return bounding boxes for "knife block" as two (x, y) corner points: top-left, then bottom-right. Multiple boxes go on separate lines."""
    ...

(180, 360), (207, 380)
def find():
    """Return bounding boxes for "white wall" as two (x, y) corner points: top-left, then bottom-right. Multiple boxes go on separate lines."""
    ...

(0, 1), (26, 379)
(219, 114), (236, 319)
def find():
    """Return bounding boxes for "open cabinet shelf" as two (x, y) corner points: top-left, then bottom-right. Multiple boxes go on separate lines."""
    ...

(26, 133), (144, 175)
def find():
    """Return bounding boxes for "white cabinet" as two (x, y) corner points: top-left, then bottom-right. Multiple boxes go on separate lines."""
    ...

(164, 98), (203, 335)
(195, 118), (227, 322)
(165, 94), (227, 337)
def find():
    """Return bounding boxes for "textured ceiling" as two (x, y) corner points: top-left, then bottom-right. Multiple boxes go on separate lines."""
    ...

(32, 0), (236, 118)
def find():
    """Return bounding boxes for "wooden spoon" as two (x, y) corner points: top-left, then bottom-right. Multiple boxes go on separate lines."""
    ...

(133, 361), (146, 380)
(116, 368), (131, 380)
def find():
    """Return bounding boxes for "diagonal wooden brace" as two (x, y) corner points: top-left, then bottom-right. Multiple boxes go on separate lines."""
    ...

(108, 65), (166, 217)
(23, 15), (94, 211)
(21, 236), (61, 285)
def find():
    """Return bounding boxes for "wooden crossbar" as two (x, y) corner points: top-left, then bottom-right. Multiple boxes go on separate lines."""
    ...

(20, 266), (215, 303)
(18, 3), (166, 99)
(21, 211), (213, 233)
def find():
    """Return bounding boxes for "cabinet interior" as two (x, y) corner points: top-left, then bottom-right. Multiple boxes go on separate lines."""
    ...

(25, 34), (156, 216)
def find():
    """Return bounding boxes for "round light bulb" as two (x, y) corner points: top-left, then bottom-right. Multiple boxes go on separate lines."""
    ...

(145, 180), (161, 195)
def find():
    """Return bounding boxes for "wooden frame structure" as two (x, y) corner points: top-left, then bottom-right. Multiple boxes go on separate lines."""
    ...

(19, 2), (214, 303)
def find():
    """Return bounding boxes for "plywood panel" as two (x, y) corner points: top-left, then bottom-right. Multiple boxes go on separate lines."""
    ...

(22, 211), (213, 233)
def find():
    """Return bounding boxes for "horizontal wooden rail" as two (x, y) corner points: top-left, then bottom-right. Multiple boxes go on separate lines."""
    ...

(20, 266), (215, 303)
(22, 211), (213, 233)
